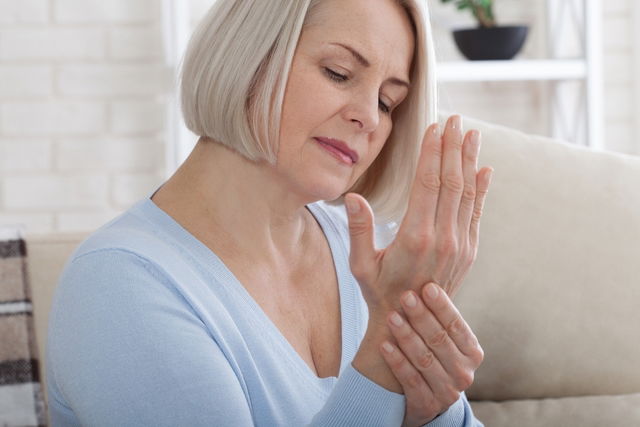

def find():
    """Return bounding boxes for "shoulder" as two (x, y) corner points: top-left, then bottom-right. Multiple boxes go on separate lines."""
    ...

(54, 200), (197, 313)
(68, 199), (183, 268)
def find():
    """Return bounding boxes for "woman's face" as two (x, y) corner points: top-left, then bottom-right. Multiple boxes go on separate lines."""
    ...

(276, 0), (415, 202)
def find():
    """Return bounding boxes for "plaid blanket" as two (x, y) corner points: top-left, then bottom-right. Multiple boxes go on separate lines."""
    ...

(0, 229), (47, 427)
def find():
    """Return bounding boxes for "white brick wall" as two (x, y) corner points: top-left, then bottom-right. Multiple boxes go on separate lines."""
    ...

(0, 66), (52, 97)
(54, 0), (159, 23)
(111, 173), (163, 208)
(0, 0), (48, 24)
(0, 0), (168, 233)
(108, 26), (164, 60)
(2, 102), (107, 135)
(55, 138), (163, 172)
(3, 175), (109, 210)
(110, 100), (165, 133)
(0, 0), (638, 234)
(57, 65), (171, 96)
(0, 140), (51, 171)
(0, 29), (106, 60)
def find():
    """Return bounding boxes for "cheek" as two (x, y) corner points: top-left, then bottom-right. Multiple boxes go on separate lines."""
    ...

(352, 125), (392, 181)
(368, 122), (393, 160)
(282, 66), (338, 128)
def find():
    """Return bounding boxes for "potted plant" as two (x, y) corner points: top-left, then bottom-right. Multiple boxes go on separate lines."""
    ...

(440, 0), (528, 60)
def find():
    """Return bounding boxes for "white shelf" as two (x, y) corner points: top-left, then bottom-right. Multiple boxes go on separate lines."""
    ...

(437, 59), (587, 82)
(434, 0), (602, 149)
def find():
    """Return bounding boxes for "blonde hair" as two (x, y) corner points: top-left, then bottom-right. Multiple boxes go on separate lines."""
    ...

(181, 0), (437, 224)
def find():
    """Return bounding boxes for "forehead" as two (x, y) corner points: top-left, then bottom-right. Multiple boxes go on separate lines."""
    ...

(303, 0), (415, 78)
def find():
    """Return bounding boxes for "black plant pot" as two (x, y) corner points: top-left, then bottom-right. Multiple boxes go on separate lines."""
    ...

(453, 25), (528, 60)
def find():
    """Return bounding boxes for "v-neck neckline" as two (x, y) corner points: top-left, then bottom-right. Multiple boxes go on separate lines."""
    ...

(140, 195), (358, 389)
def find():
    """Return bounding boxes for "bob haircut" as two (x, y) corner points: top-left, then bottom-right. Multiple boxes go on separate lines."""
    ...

(181, 0), (437, 225)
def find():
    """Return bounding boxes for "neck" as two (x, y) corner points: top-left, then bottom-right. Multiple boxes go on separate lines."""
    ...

(151, 138), (318, 265)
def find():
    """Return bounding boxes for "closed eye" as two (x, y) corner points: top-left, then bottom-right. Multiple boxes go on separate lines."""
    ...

(378, 100), (390, 114)
(323, 67), (348, 82)
(324, 68), (392, 115)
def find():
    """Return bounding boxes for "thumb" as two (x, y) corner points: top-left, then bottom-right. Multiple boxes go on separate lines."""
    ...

(344, 193), (377, 281)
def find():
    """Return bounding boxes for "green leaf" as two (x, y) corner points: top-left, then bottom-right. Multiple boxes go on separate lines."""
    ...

(441, 0), (495, 26)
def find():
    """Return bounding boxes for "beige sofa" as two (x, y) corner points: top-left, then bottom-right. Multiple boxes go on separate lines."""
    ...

(26, 117), (640, 426)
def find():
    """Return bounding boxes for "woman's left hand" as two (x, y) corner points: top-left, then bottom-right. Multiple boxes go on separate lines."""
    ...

(379, 282), (484, 427)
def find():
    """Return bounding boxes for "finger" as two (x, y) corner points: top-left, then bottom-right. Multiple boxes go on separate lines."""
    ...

(397, 122), (442, 237)
(457, 130), (481, 240)
(435, 115), (464, 230)
(380, 340), (435, 401)
(344, 193), (377, 282)
(469, 167), (494, 247)
(387, 311), (460, 402)
(399, 290), (474, 390)
(421, 283), (484, 365)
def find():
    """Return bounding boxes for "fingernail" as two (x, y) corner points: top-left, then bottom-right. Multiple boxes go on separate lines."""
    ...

(450, 115), (461, 130)
(390, 312), (403, 327)
(345, 196), (360, 214)
(403, 292), (417, 308)
(431, 123), (440, 135)
(426, 283), (439, 300)
(382, 341), (394, 353)
(486, 168), (494, 186)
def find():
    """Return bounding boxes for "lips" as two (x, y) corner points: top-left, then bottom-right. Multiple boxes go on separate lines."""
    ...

(313, 137), (359, 164)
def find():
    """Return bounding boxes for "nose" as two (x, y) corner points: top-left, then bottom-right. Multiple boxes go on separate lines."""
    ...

(343, 91), (380, 133)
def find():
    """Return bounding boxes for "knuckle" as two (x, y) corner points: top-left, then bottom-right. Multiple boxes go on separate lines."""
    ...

(420, 172), (441, 195)
(468, 245), (478, 264)
(462, 182), (476, 201)
(406, 372), (424, 389)
(348, 259), (367, 282)
(462, 246), (475, 268)
(391, 359), (406, 373)
(443, 174), (464, 193)
(476, 182), (490, 195)
(471, 205), (483, 223)
(402, 230), (431, 255)
(446, 388), (461, 404)
(429, 135), (443, 156)
(348, 220), (369, 237)
(387, 353), (405, 371)
(455, 370), (475, 390)
(463, 143), (478, 162)
(436, 235), (458, 257)
(471, 343), (485, 365)
(416, 349), (435, 370)
(396, 324), (414, 340)
(427, 329), (448, 347)
(447, 131), (464, 148)
(446, 317), (465, 336)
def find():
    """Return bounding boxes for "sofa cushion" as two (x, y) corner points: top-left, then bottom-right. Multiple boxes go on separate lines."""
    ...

(452, 116), (640, 400)
(470, 393), (640, 427)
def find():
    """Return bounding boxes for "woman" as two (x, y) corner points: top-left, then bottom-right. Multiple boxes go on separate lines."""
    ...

(47, 0), (493, 425)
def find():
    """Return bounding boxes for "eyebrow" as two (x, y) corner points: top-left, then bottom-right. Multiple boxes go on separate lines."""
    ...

(330, 42), (411, 89)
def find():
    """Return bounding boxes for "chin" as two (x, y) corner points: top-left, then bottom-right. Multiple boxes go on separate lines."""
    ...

(299, 175), (351, 204)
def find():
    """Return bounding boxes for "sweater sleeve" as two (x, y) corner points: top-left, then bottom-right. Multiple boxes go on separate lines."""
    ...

(47, 250), (406, 426)
(422, 392), (484, 427)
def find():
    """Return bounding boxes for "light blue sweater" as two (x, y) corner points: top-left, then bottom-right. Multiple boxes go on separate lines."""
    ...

(46, 194), (483, 426)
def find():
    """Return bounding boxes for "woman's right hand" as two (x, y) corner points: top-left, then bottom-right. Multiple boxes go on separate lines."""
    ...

(344, 114), (493, 322)
(380, 282), (483, 426)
